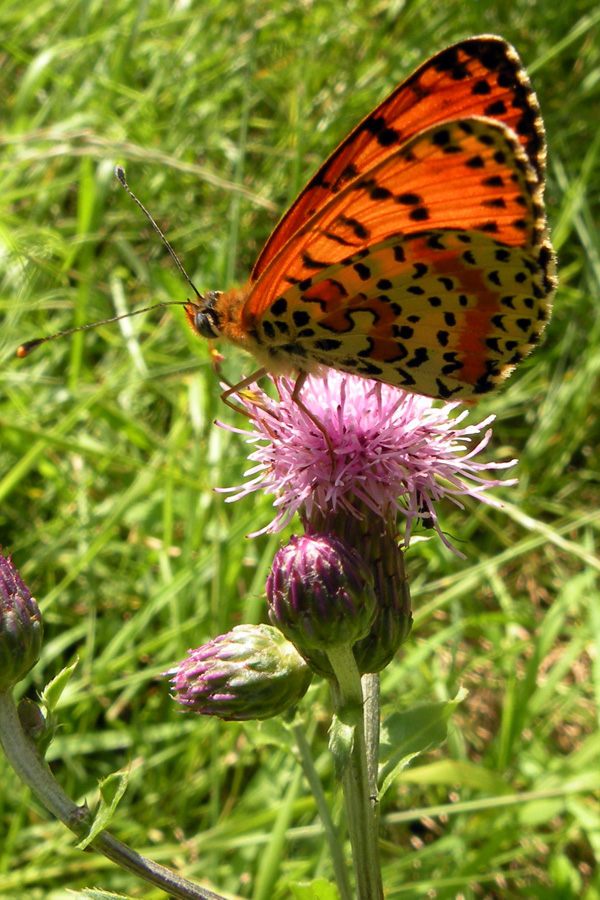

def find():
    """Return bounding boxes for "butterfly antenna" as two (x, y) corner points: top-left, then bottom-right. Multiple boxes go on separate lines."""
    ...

(115, 166), (201, 299)
(16, 301), (187, 357)
(17, 167), (202, 358)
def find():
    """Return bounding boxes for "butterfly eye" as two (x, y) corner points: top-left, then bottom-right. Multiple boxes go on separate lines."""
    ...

(184, 294), (223, 341)
(192, 302), (221, 339)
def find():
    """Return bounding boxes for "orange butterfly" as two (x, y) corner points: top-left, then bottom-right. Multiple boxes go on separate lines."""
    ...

(184, 35), (555, 402)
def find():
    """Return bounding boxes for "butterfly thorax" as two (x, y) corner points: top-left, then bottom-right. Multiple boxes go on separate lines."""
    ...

(186, 285), (321, 377)
(186, 287), (248, 342)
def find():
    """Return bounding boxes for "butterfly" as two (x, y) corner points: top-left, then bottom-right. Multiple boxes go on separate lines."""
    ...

(183, 35), (555, 404)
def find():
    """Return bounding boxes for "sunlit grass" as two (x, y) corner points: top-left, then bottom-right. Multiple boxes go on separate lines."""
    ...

(1, 1), (599, 897)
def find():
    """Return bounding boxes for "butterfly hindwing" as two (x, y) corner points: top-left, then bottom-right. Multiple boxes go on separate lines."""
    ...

(253, 228), (551, 399)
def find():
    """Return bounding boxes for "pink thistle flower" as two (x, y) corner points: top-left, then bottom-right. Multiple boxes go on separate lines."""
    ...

(218, 372), (517, 555)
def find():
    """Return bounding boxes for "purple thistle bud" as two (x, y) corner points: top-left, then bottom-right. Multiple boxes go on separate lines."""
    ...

(266, 534), (377, 662)
(0, 551), (43, 692)
(168, 624), (312, 721)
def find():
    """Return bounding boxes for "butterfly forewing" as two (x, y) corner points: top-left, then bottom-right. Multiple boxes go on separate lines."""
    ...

(242, 116), (546, 325)
(251, 36), (547, 282)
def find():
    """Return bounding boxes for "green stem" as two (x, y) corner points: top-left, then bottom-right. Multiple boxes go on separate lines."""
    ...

(362, 672), (380, 818)
(292, 722), (353, 900)
(327, 646), (383, 900)
(0, 691), (225, 900)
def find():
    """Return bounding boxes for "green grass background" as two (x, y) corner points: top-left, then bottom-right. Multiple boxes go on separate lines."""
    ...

(1, 0), (599, 897)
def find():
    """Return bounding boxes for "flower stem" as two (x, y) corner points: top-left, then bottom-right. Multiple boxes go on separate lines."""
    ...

(362, 672), (380, 816)
(293, 722), (354, 900)
(326, 646), (383, 900)
(0, 691), (225, 900)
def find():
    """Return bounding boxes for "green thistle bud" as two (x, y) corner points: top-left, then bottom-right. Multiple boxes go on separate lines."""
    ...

(351, 521), (412, 674)
(0, 552), (43, 693)
(266, 534), (377, 664)
(169, 624), (312, 720)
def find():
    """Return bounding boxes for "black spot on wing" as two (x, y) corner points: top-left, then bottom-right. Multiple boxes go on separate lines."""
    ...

(472, 78), (492, 95)
(301, 251), (333, 270)
(355, 178), (393, 201)
(396, 192), (422, 205)
(322, 231), (354, 247)
(361, 114), (401, 148)
(465, 155), (485, 169)
(393, 325), (414, 340)
(337, 215), (370, 240)
(436, 378), (463, 399)
(406, 347), (429, 368)
(483, 175), (504, 187)
(483, 197), (506, 209)
(314, 338), (343, 352)
(432, 128), (451, 146)
(293, 310), (311, 327)
(354, 262), (371, 281)
(409, 207), (430, 222)
(427, 233), (446, 250)
(485, 99), (507, 116)
(441, 352), (463, 375)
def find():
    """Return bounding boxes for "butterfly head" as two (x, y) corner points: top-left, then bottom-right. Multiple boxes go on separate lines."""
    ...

(185, 291), (224, 339)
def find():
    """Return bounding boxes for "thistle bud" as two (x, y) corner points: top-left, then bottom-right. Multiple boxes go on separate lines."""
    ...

(0, 552), (43, 693)
(266, 534), (377, 663)
(169, 624), (312, 720)
(351, 523), (412, 674)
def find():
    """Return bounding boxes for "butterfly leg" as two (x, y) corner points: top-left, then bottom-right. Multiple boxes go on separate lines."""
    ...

(219, 368), (269, 420)
(220, 369), (336, 474)
(291, 372), (336, 470)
